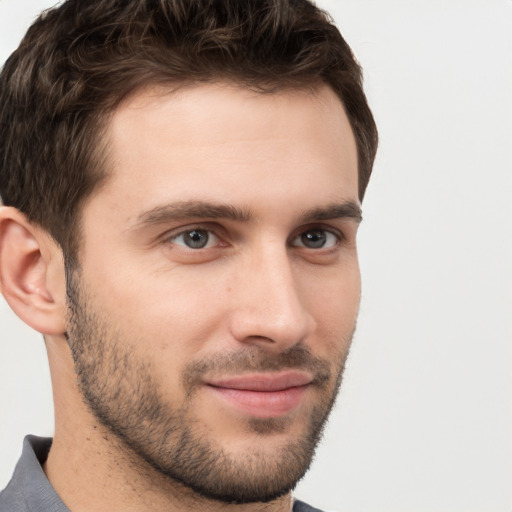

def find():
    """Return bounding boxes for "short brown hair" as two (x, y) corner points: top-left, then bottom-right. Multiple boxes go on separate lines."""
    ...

(0, 0), (378, 264)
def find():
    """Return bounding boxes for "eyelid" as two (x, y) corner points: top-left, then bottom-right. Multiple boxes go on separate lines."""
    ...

(159, 221), (346, 250)
(172, 230), (219, 249)
(161, 223), (227, 247)
(289, 224), (345, 248)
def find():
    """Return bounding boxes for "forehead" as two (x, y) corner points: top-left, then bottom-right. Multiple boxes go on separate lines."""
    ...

(87, 82), (358, 223)
(109, 82), (355, 153)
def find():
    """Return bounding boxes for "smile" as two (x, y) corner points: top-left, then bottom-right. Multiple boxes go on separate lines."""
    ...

(206, 372), (313, 418)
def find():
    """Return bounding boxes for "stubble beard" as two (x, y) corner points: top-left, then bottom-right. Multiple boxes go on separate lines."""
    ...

(65, 271), (352, 504)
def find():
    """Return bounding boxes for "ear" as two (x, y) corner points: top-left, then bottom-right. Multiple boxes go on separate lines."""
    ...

(0, 206), (67, 335)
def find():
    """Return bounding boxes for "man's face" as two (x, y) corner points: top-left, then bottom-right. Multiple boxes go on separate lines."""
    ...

(66, 83), (360, 503)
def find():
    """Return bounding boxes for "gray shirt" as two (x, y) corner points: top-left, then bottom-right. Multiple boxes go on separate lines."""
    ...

(0, 436), (323, 512)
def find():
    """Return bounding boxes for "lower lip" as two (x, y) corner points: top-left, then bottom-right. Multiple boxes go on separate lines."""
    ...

(207, 385), (308, 418)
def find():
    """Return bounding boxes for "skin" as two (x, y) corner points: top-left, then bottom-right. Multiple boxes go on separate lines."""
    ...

(0, 82), (360, 512)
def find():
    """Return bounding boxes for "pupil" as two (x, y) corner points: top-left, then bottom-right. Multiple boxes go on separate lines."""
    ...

(302, 230), (326, 248)
(185, 230), (208, 248)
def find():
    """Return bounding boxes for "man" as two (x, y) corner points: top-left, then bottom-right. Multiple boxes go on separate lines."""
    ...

(0, 0), (377, 511)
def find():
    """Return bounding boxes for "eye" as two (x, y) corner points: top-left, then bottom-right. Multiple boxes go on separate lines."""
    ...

(291, 228), (339, 249)
(170, 229), (219, 249)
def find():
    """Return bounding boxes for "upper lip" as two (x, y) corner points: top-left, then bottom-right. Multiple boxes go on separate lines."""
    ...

(206, 371), (313, 392)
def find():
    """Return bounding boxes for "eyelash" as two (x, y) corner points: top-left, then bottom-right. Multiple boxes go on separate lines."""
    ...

(167, 227), (222, 250)
(290, 228), (342, 250)
(163, 223), (345, 251)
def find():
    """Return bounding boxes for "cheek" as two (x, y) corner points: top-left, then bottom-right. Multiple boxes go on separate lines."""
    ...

(94, 266), (229, 359)
(301, 263), (361, 341)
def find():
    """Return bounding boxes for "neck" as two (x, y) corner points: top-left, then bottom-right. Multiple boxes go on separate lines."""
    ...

(44, 425), (293, 512)
(43, 339), (293, 512)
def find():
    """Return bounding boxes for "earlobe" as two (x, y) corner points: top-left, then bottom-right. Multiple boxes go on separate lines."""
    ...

(0, 206), (67, 335)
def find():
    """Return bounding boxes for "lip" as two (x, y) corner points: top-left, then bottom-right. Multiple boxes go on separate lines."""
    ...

(208, 371), (313, 391)
(206, 371), (313, 418)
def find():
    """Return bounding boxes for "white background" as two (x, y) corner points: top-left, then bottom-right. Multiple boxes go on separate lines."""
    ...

(1, 1), (511, 511)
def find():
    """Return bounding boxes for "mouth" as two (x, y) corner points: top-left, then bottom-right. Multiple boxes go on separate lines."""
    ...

(205, 371), (313, 418)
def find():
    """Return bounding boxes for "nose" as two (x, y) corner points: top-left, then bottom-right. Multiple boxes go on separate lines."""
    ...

(229, 246), (316, 351)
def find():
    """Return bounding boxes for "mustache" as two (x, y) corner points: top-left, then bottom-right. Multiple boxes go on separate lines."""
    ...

(181, 344), (333, 392)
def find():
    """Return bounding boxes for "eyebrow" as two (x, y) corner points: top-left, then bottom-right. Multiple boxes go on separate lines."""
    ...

(131, 199), (362, 230)
(300, 201), (362, 223)
(131, 201), (252, 229)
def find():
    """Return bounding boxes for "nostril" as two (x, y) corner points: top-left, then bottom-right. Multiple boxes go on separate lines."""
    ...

(244, 335), (275, 344)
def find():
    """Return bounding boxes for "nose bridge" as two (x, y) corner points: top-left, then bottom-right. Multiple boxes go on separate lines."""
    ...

(230, 240), (315, 347)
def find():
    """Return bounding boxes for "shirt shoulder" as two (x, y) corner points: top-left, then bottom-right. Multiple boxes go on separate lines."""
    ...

(0, 436), (69, 512)
(0, 485), (27, 512)
(0, 463), (30, 512)
(293, 499), (325, 512)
